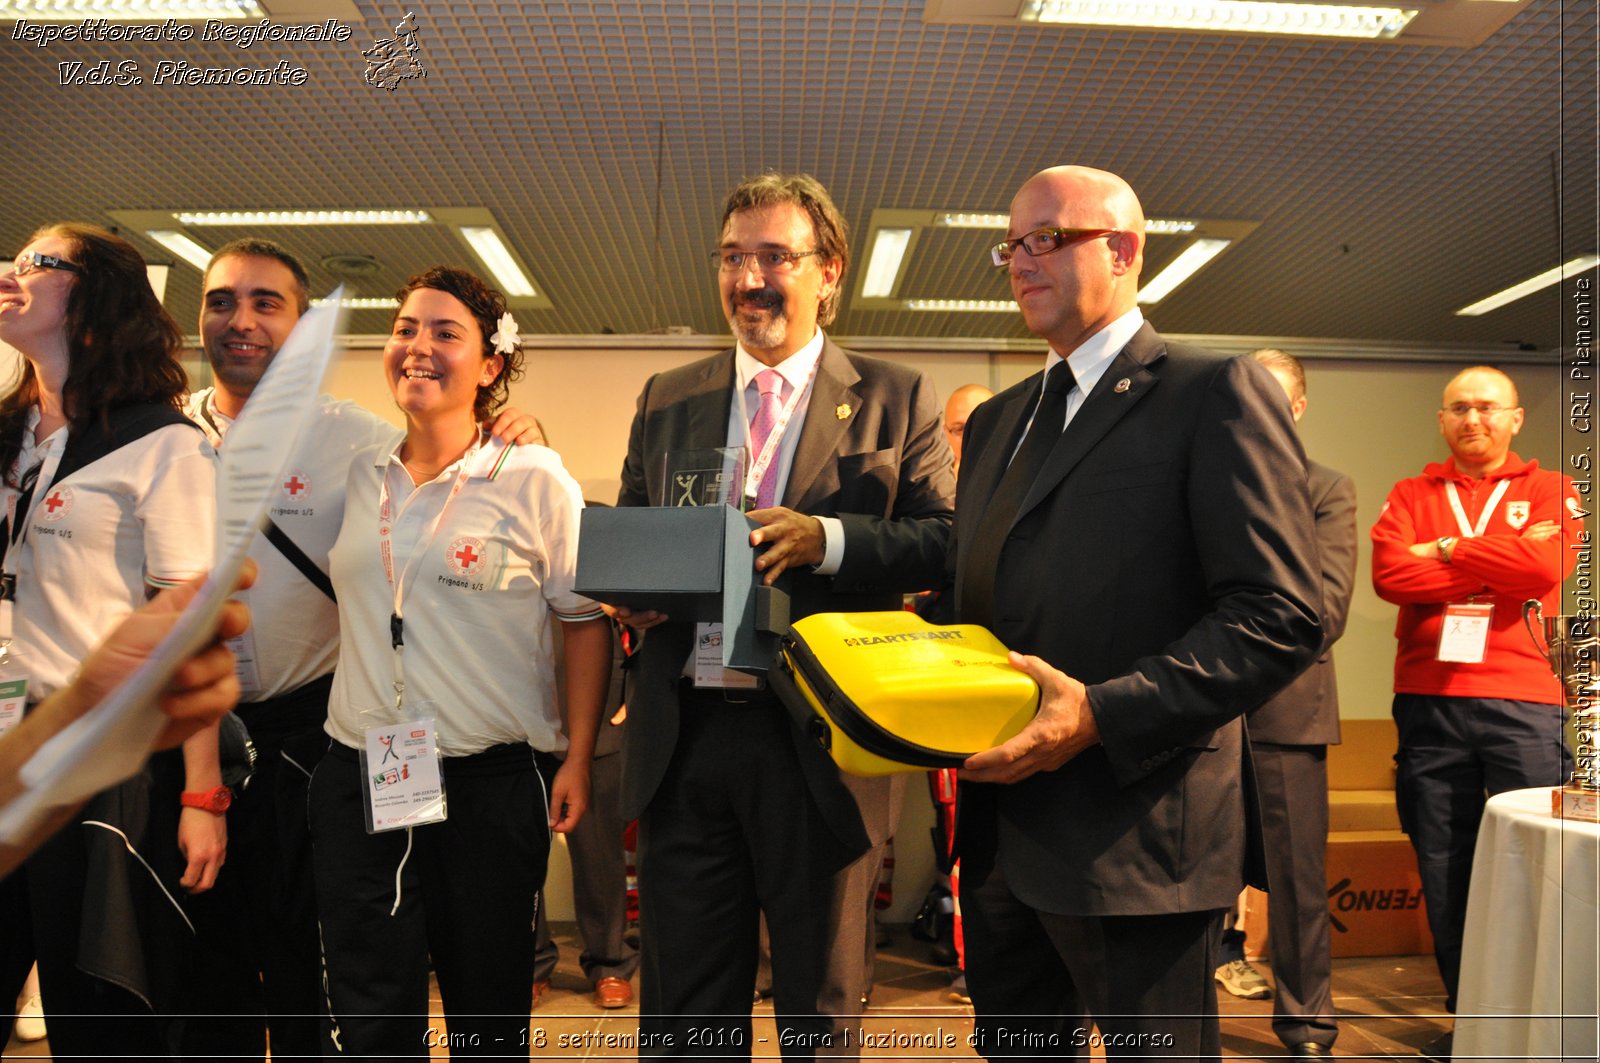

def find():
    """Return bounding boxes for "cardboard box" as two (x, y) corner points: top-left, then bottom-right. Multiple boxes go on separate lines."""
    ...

(1328, 718), (1399, 790)
(1324, 831), (1435, 958)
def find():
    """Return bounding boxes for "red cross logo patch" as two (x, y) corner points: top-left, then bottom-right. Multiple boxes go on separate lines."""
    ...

(39, 486), (72, 522)
(446, 535), (487, 577)
(280, 469), (312, 501)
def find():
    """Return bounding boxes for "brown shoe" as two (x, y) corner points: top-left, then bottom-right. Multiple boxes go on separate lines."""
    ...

(532, 980), (550, 1009)
(594, 976), (633, 1009)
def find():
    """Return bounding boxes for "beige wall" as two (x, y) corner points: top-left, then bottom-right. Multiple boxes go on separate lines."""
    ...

(316, 340), (1564, 728)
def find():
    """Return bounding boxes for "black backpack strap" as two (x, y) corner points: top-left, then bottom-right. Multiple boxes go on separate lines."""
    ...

(261, 517), (336, 603)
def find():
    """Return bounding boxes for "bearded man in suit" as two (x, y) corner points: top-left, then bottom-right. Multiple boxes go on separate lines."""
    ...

(948, 165), (1323, 1059)
(611, 172), (954, 1059)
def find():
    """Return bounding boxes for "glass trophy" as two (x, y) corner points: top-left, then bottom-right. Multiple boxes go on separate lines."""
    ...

(1523, 600), (1600, 820)
(661, 447), (748, 509)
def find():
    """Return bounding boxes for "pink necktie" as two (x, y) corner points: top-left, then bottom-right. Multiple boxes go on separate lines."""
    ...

(750, 369), (785, 509)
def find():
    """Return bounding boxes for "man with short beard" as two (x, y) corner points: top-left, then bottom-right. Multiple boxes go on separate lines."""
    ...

(611, 172), (954, 1059)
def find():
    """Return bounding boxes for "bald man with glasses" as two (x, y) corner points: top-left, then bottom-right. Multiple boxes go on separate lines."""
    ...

(939, 166), (1324, 1059)
(1371, 366), (1582, 1044)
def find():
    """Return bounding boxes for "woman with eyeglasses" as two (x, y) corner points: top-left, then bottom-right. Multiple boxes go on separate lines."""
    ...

(0, 224), (218, 1054)
(308, 265), (609, 1058)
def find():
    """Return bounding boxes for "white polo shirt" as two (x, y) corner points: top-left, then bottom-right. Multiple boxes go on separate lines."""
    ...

(5, 408), (216, 699)
(187, 389), (400, 700)
(325, 434), (603, 757)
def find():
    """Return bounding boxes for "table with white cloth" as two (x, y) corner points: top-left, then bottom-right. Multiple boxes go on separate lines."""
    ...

(1453, 787), (1599, 1062)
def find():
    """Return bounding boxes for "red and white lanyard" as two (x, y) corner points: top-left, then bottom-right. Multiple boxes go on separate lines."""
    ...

(0, 431), (68, 643)
(377, 435), (492, 711)
(738, 359), (818, 510)
(1445, 479), (1510, 539)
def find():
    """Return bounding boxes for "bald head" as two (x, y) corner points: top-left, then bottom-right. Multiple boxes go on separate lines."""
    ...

(944, 383), (994, 472)
(1443, 366), (1519, 407)
(1005, 166), (1147, 354)
(1019, 166), (1147, 238)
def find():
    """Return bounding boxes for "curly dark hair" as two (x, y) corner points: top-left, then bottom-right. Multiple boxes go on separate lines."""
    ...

(720, 172), (850, 326)
(393, 266), (523, 423)
(0, 223), (188, 486)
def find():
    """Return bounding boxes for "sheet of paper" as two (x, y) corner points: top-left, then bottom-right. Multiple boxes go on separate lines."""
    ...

(0, 292), (347, 843)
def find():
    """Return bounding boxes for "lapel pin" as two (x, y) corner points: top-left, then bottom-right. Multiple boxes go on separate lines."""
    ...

(1113, 378), (1132, 394)
(835, 403), (852, 420)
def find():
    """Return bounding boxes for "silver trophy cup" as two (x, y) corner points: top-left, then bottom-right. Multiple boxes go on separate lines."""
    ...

(1523, 600), (1599, 795)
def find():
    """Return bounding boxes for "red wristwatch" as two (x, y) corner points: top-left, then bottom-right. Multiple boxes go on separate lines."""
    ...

(180, 785), (233, 814)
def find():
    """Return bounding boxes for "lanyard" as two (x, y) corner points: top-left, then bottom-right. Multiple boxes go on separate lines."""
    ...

(1445, 479), (1510, 538)
(0, 429), (67, 644)
(737, 358), (818, 508)
(377, 433), (500, 711)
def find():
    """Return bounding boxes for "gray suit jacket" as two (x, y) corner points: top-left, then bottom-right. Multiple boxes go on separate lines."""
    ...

(616, 337), (955, 853)
(951, 323), (1323, 917)
(1248, 460), (1356, 746)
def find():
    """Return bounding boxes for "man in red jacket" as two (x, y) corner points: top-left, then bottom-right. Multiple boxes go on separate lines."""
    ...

(1371, 366), (1581, 1028)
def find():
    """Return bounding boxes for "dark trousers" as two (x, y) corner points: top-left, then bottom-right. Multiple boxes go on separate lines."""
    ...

(0, 869), (33, 1049)
(25, 751), (191, 1058)
(964, 858), (1224, 1061)
(1225, 743), (1337, 1049)
(309, 741), (553, 1059)
(532, 749), (638, 985)
(1392, 694), (1570, 1010)
(180, 681), (335, 1060)
(637, 691), (859, 1061)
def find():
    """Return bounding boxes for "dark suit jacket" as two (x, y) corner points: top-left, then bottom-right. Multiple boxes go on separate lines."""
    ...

(951, 323), (1322, 917)
(1248, 460), (1356, 746)
(616, 337), (955, 854)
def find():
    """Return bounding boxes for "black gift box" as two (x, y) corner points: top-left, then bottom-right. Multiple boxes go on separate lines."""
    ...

(575, 506), (790, 672)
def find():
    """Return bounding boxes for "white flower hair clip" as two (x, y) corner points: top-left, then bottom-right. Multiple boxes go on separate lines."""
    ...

(490, 312), (520, 355)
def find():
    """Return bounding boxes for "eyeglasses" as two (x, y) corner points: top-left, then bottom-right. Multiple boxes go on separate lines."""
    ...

(712, 249), (822, 275)
(990, 228), (1119, 267)
(1442, 403), (1517, 419)
(7, 251), (85, 278)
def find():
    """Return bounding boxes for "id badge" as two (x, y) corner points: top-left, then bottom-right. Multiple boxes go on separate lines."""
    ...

(360, 718), (447, 833)
(693, 622), (760, 690)
(0, 646), (27, 737)
(1437, 602), (1494, 664)
(225, 591), (262, 697)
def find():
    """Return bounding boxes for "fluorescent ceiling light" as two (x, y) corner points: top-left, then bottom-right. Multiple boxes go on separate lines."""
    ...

(311, 297), (400, 311)
(862, 228), (914, 298)
(906, 299), (1018, 313)
(0, 0), (261, 18)
(934, 213), (1197, 235)
(176, 210), (432, 226)
(1136, 238), (1232, 304)
(146, 230), (214, 272)
(458, 226), (536, 298)
(1455, 255), (1600, 316)
(937, 213), (1010, 229)
(1020, 0), (1419, 39)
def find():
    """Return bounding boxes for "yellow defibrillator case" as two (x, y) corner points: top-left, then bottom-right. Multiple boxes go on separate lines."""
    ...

(770, 611), (1040, 777)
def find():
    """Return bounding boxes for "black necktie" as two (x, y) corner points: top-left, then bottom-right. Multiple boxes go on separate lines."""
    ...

(961, 361), (1075, 629)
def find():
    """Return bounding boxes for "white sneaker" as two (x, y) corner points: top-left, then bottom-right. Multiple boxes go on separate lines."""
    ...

(14, 993), (45, 1042)
(1214, 958), (1272, 1000)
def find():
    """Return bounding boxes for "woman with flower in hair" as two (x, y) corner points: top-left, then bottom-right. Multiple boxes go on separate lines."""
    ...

(309, 265), (609, 1057)
(0, 223), (217, 1055)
